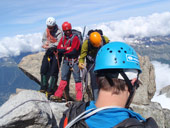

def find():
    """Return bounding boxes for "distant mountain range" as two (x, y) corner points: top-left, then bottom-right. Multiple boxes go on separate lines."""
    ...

(126, 34), (170, 64)
(0, 52), (39, 106)
(1, 34), (170, 106)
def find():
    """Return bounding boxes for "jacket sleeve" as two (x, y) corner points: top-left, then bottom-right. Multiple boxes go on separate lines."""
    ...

(42, 31), (47, 45)
(57, 37), (66, 53)
(103, 35), (110, 44)
(78, 40), (88, 63)
(57, 37), (63, 49)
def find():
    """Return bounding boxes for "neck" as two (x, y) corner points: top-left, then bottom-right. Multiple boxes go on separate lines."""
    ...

(95, 89), (129, 108)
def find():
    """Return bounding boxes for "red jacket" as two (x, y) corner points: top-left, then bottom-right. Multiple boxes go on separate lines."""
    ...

(57, 34), (80, 58)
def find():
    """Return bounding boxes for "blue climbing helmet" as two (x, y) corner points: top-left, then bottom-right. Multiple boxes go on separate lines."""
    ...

(94, 41), (142, 108)
(94, 41), (141, 73)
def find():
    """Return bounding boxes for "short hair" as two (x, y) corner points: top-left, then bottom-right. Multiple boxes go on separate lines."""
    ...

(97, 76), (127, 94)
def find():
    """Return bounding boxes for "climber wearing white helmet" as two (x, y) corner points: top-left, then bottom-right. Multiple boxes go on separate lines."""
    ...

(46, 17), (56, 27)
(40, 17), (63, 98)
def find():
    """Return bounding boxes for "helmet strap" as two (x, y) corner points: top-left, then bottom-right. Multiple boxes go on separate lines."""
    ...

(119, 70), (139, 108)
(105, 74), (114, 87)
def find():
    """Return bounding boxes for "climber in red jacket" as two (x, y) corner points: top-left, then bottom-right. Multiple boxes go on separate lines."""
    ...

(51, 21), (83, 101)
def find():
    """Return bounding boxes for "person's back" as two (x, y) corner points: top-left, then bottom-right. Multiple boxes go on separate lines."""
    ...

(60, 42), (158, 128)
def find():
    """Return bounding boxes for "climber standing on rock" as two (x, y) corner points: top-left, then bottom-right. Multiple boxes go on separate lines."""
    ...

(40, 17), (63, 97)
(51, 21), (83, 101)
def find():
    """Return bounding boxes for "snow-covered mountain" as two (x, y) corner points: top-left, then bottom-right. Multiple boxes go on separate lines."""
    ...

(126, 35), (170, 65)
(125, 34), (170, 45)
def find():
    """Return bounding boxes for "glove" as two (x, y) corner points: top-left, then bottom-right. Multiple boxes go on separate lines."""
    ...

(78, 63), (85, 69)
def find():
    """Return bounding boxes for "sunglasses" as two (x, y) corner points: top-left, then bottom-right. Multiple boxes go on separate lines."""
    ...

(64, 30), (71, 33)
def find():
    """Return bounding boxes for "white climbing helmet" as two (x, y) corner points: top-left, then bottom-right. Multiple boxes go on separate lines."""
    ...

(46, 17), (56, 26)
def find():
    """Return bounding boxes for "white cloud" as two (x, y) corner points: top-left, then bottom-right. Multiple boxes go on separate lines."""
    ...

(151, 61), (170, 109)
(152, 94), (170, 109)
(0, 33), (42, 58)
(1, 12), (170, 58)
(92, 12), (170, 42)
(151, 61), (170, 92)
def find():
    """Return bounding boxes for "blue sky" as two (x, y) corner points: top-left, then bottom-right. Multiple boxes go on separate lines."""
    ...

(1, 0), (170, 39)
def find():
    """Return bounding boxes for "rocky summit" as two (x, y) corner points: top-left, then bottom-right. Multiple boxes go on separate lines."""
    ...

(0, 52), (169, 128)
(0, 89), (67, 128)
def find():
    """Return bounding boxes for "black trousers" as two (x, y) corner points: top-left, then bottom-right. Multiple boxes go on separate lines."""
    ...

(40, 53), (62, 77)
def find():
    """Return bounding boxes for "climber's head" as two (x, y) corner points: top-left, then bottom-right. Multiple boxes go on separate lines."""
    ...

(89, 32), (102, 48)
(94, 41), (142, 108)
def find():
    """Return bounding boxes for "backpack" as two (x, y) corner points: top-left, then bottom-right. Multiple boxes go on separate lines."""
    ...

(59, 102), (158, 128)
(72, 29), (83, 46)
(72, 29), (83, 54)
(87, 29), (103, 36)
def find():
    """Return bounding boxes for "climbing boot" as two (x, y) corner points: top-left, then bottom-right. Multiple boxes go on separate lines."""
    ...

(50, 95), (62, 102)
(47, 76), (57, 95)
(45, 91), (53, 99)
(40, 75), (49, 93)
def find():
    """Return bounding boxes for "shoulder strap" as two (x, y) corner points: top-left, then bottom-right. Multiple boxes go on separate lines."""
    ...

(61, 101), (89, 128)
(65, 106), (121, 128)
(62, 35), (76, 47)
(70, 34), (77, 45)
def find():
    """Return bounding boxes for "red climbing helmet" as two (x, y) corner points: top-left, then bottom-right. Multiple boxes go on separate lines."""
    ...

(62, 21), (72, 31)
